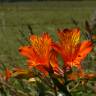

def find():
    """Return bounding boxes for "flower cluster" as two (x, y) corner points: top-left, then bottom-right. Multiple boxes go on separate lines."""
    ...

(4, 28), (96, 96)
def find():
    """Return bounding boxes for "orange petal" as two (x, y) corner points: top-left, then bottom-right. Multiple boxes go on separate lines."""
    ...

(52, 42), (62, 54)
(12, 68), (33, 79)
(5, 68), (12, 81)
(19, 46), (37, 59)
(66, 41), (92, 69)
(68, 71), (85, 80)
(75, 40), (93, 62)
(50, 50), (59, 68)
(84, 73), (96, 79)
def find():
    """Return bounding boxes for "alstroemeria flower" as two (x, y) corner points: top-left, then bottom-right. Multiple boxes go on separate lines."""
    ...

(5, 68), (12, 81)
(68, 71), (84, 80)
(53, 28), (92, 69)
(19, 33), (60, 76)
(68, 70), (96, 81)
(12, 67), (34, 79)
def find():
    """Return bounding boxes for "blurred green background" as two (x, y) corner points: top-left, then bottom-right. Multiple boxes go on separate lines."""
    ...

(0, 1), (96, 67)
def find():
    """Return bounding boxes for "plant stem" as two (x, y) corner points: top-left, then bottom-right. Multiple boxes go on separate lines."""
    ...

(54, 85), (58, 96)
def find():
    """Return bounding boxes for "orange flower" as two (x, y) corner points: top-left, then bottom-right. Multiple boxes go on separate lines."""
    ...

(53, 28), (92, 69)
(12, 67), (34, 79)
(68, 70), (96, 81)
(5, 68), (12, 81)
(68, 70), (85, 80)
(19, 33), (60, 75)
(84, 73), (96, 79)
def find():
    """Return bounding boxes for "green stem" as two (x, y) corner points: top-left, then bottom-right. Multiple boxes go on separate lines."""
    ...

(62, 86), (72, 96)
(54, 85), (58, 96)
(49, 73), (72, 96)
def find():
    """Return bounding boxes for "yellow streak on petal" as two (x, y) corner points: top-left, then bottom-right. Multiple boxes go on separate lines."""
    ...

(58, 28), (80, 62)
